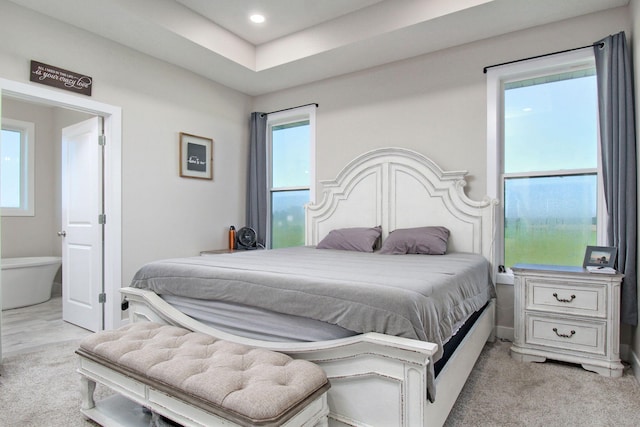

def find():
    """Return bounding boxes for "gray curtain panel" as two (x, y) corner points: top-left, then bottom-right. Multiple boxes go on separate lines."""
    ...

(594, 31), (638, 325)
(246, 112), (268, 247)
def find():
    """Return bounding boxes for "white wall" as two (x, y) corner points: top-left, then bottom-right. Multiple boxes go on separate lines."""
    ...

(1, 99), (92, 259)
(0, 1), (251, 285)
(253, 7), (631, 338)
(1, 99), (57, 258)
(255, 7), (629, 201)
(1, 1), (635, 349)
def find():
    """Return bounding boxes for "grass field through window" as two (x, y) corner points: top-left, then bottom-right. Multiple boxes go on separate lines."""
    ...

(504, 220), (596, 268)
(271, 190), (307, 249)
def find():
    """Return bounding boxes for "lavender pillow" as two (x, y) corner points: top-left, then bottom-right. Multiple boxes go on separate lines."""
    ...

(379, 226), (450, 255)
(316, 226), (382, 252)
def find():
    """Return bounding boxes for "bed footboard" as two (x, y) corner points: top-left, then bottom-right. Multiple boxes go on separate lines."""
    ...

(120, 287), (495, 427)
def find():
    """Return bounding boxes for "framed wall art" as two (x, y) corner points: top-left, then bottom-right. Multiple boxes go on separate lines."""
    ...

(179, 132), (213, 180)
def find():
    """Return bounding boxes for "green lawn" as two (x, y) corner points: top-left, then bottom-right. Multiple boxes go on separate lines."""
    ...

(272, 224), (305, 248)
(505, 221), (596, 268)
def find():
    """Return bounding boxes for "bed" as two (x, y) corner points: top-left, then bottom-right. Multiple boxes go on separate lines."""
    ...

(121, 147), (498, 427)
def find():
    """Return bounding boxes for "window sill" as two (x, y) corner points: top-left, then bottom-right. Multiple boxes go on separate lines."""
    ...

(1, 208), (34, 217)
(496, 270), (514, 285)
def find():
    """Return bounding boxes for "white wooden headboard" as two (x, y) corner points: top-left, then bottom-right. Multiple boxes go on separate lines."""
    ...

(305, 147), (497, 269)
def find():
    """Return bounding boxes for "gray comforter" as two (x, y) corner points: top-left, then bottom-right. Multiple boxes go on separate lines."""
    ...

(130, 246), (494, 360)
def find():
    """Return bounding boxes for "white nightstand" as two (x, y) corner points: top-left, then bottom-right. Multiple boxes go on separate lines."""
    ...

(511, 264), (624, 377)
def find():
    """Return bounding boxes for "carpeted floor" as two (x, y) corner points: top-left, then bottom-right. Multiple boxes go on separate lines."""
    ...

(0, 338), (639, 426)
(445, 340), (640, 427)
(0, 339), (110, 427)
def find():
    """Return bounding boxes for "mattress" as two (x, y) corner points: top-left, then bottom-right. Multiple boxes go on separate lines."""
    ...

(131, 246), (494, 402)
(160, 294), (359, 342)
(131, 246), (494, 359)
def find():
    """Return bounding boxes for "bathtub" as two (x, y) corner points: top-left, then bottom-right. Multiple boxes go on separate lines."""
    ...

(1, 257), (62, 310)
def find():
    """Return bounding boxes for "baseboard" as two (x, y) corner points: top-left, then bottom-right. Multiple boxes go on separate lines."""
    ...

(495, 325), (514, 342)
(624, 344), (640, 385)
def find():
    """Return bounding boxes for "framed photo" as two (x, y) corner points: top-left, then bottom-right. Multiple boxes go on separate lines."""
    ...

(179, 132), (213, 180)
(583, 245), (617, 268)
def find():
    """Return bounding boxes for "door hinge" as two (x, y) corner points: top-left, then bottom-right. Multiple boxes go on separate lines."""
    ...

(98, 134), (106, 146)
(98, 214), (106, 224)
(99, 293), (106, 303)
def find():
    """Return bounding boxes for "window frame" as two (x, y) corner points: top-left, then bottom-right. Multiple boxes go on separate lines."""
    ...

(1, 118), (35, 217)
(486, 49), (606, 283)
(265, 105), (316, 248)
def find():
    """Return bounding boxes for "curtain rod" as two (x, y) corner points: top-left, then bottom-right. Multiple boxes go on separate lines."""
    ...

(260, 103), (318, 117)
(483, 42), (604, 74)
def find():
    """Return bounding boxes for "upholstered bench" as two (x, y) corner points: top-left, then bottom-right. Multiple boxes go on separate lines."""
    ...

(76, 322), (330, 427)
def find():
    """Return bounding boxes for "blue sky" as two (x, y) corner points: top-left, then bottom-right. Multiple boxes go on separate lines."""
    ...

(504, 74), (598, 174)
(0, 129), (21, 208)
(271, 122), (310, 188)
(503, 74), (599, 219)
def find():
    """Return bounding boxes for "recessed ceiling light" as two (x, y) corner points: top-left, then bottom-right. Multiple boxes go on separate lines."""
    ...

(250, 14), (265, 24)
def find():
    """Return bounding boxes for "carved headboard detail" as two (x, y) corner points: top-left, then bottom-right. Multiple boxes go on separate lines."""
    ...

(305, 147), (497, 271)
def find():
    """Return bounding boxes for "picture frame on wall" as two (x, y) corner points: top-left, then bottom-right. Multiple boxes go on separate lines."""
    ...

(583, 245), (617, 268)
(179, 132), (213, 180)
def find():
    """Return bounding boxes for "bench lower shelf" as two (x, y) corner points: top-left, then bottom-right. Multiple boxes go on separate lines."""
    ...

(81, 394), (155, 427)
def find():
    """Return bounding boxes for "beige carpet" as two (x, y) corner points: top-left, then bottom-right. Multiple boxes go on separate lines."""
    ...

(0, 339), (110, 427)
(445, 340), (640, 427)
(1, 338), (639, 426)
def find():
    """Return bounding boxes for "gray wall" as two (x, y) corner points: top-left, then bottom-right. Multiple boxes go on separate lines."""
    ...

(0, 0), (252, 285)
(1, 0), (637, 370)
(1, 98), (91, 258)
(252, 7), (631, 340)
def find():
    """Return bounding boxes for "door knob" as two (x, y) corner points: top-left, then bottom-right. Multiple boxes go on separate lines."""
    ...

(57, 231), (66, 237)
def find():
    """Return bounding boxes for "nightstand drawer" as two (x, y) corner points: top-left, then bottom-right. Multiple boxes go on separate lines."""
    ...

(525, 314), (606, 356)
(526, 280), (606, 317)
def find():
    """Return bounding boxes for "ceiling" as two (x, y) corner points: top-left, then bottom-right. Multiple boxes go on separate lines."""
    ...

(8, 0), (629, 96)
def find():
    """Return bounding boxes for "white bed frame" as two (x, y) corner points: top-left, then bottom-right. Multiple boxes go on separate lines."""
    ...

(121, 147), (498, 427)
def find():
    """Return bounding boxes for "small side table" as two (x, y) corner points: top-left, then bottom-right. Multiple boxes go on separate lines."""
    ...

(200, 248), (265, 255)
(200, 249), (236, 255)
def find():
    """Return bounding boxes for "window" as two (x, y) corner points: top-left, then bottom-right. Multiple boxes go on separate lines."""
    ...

(266, 106), (316, 248)
(1, 118), (35, 216)
(487, 49), (603, 273)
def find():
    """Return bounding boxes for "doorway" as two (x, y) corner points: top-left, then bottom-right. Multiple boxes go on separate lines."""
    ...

(0, 78), (122, 360)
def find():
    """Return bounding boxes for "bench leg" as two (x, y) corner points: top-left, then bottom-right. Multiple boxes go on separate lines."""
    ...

(80, 376), (96, 410)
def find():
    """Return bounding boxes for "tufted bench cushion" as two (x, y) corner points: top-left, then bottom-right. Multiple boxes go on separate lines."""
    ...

(76, 322), (330, 426)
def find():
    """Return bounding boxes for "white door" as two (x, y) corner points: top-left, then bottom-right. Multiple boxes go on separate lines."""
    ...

(61, 117), (104, 332)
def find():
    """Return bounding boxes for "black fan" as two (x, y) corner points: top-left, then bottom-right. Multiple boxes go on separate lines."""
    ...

(236, 227), (258, 249)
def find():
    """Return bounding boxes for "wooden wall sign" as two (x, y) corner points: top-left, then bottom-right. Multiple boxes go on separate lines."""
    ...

(30, 60), (93, 96)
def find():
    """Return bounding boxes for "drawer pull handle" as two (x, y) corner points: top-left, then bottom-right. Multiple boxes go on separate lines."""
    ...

(552, 328), (576, 338)
(553, 293), (576, 303)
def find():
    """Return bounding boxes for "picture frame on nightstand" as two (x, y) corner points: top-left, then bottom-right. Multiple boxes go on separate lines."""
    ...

(583, 245), (617, 268)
